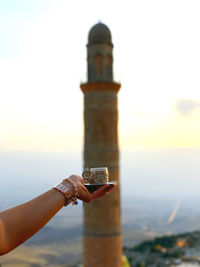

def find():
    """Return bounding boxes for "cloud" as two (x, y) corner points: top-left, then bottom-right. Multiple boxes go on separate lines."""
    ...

(174, 98), (200, 116)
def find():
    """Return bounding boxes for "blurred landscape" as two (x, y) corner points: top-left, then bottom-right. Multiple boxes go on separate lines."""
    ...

(1, 148), (200, 266)
(1, 195), (200, 266)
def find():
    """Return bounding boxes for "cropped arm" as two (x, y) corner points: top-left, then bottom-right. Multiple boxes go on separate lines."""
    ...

(0, 175), (113, 255)
(0, 189), (65, 255)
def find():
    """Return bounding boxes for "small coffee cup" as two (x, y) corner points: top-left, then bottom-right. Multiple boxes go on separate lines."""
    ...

(82, 167), (109, 184)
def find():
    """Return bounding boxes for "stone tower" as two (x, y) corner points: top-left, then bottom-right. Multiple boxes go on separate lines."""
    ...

(80, 23), (122, 267)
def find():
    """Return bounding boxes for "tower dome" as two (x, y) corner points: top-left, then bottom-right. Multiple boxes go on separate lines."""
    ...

(88, 22), (112, 45)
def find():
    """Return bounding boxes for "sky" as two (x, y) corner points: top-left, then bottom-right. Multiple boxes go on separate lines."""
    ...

(0, 0), (200, 205)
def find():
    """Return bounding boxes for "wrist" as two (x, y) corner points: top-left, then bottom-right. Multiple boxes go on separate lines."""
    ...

(63, 178), (79, 204)
(53, 178), (79, 207)
(53, 183), (73, 206)
(62, 180), (74, 194)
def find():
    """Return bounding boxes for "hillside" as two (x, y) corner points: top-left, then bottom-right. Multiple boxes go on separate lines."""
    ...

(124, 231), (200, 266)
(0, 224), (155, 267)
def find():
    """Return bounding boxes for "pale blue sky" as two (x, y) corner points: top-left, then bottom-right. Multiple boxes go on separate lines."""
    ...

(0, 0), (51, 59)
(1, 148), (200, 209)
(1, 0), (200, 151)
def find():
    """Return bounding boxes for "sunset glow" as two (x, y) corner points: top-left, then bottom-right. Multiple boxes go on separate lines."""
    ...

(0, 0), (200, 151)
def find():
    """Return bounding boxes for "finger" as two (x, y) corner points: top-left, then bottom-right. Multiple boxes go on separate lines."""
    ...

(103, 185), (114, 193)
(78, 184), (91, 201)
(89, 184), (114, 201)
(80, 177), (86, 185)
(69, 175), (85, 186)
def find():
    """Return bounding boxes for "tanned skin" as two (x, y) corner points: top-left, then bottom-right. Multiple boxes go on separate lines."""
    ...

(0, 175), (113, 255)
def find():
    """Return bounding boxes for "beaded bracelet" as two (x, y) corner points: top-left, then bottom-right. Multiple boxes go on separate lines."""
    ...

(53, 183), (73, 206)
(63, 178), (79, 206)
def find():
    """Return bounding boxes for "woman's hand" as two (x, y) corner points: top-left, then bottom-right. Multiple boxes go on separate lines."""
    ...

(66, 175), (114, 203)
(0, 175), (114, 255)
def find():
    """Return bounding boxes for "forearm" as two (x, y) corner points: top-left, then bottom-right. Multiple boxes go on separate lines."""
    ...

(0, 189), (65, 255)
(0, 175), (113, 256)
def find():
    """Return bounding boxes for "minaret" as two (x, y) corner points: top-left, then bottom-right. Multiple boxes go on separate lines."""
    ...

(80, 23), (122, 267)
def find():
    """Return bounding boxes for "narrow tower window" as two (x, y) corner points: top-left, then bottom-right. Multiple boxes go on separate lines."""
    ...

(88, 56), (92, 81)
(105, 55), (112, 78)
(95, 53), (103, 75)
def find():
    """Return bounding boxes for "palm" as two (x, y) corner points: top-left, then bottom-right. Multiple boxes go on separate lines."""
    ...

(68, 175), (113, 203)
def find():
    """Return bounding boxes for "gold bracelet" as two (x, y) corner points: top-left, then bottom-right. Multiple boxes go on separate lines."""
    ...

(63, 178), (79, 206)
(53, 183), (73, 206)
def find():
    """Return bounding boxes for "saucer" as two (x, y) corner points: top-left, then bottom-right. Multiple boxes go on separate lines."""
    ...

(84, 182), (115, 193)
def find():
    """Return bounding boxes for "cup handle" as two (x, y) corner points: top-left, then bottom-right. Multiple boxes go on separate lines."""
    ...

(82, 169), (91, 181)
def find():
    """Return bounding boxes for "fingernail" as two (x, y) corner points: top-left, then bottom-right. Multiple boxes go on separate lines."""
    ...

(104, 186), (111, 192)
